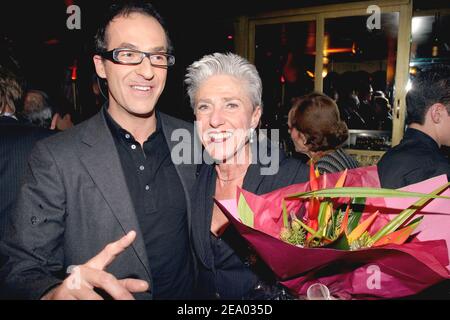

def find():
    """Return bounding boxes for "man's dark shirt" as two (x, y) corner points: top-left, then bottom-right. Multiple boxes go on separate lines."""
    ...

(378, 128), (450, 188)
(104, 109), (194, 299)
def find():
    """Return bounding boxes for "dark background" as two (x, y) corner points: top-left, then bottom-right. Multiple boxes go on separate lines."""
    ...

(0, 0), (366, 123)
(1, 0), (448, 123)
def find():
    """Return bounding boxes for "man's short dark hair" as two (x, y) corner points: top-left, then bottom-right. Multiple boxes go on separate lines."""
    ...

(94, 0), (173, 54)
(406, 64), (450, 125)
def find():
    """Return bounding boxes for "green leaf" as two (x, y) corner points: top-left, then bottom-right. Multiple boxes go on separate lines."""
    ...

(286, 186), (450, 200)
(405, 216), (424, 227)
(347, 197), (366, 234)
(294, 218), (318, 236)
(238, 193), (254, 228)
(324, 234), (350, 250)
(326, 207), (341, 239)
(282, 200), (289, 229)
(327, 209), (337, 238)
(370, 183), (450, 244)
(317, 201), (330, 228)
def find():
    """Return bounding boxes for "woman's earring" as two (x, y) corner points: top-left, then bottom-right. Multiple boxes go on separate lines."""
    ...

(249, 128), (255, 144)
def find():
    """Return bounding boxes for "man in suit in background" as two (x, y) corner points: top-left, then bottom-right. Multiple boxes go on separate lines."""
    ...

(0, 1), (197, 300)
(22, 89), (74, 131)
(378, 64), (450, 188)
(0, 66), (53, 239)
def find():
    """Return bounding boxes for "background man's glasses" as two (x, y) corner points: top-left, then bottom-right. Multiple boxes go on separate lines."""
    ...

(99, 48), (175, 68)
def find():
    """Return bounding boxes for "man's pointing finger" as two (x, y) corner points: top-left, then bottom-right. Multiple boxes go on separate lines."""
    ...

(87, 231), (136, 270)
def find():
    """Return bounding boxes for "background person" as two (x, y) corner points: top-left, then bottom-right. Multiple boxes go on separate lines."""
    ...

(288, 92), (359, 174)
(378, 64), (450, 188)
(0, 66), (53, 240)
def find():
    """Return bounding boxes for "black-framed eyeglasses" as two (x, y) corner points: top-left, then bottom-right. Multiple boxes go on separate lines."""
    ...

(99, 48), (175, 68)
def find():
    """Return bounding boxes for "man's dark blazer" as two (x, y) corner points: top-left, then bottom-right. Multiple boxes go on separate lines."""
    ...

(378, 128), (450, 188)
(0, 116), (53, 238)
(0, 111), (197, 300)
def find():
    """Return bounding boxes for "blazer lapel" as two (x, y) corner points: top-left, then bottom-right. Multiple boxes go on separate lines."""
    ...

(194, 165), (216, 269)
(242, 164), (265, 193)
(77, 112), (152, 280)
(243, 135), (284, 193)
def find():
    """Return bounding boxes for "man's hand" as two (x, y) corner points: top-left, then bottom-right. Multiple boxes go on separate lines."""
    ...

(42, 231), (149, 300)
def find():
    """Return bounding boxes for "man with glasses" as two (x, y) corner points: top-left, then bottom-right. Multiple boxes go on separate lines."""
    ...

(0, 1), (197, 300)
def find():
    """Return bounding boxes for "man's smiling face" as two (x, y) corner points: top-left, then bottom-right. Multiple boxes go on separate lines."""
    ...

(94, 13), (168, 119)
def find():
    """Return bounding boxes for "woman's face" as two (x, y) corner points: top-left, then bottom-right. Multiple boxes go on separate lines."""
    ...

(194, 74), (261, 162)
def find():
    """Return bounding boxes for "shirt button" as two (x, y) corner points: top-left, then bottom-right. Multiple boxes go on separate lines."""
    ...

(145, 185), (150, 191)
(131, 144), (137, 150)
(125, 134), (131, 139)
(30, 216), (39, 225)
(139, 165), (145, 171)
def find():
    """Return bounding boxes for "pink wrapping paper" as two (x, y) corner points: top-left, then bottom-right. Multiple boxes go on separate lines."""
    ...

(216, 166), (450, 299)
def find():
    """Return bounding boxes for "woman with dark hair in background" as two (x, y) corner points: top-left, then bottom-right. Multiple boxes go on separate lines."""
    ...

(288, 92), (359, 174)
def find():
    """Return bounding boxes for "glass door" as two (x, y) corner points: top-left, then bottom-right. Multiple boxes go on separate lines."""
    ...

(253, 20), (316, 153)
(239, 0), (412, 163)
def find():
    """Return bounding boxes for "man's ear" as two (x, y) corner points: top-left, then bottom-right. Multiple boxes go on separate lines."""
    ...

(93, 55), (107, 79)
(429, 103), (446, 124)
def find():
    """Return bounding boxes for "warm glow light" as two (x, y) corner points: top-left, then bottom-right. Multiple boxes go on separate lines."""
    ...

(322, 33), (329, 57)
(305, 22), (317, 55)
(322, 48), (354, 54)
(305, 70), (328, 79)
(314, 33), (354, 56)
(71, 66), (77, 81)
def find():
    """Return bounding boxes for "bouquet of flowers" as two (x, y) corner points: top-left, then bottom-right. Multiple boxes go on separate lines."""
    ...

(216, 165), (450, 299)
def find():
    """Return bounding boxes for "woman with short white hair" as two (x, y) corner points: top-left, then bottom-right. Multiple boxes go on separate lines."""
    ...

(186, 53), (308, 299)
